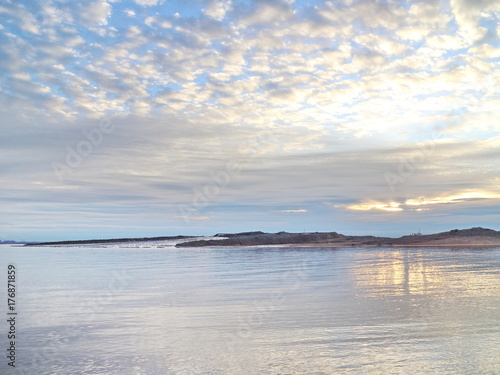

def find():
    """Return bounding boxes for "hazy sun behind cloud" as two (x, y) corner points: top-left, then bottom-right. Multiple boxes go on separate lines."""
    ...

(345, 191), (500, 213)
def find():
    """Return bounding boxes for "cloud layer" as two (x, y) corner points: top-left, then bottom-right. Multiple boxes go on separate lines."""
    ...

(1, 0), (499, 240)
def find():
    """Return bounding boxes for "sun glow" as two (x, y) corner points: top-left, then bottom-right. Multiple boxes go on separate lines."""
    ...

(405, 192), (500, 206)
(347, 202), (403, 212)
(347, 191), (500, 212)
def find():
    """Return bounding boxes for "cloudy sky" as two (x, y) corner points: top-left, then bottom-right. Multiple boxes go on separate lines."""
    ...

(1, 0), (499, 241)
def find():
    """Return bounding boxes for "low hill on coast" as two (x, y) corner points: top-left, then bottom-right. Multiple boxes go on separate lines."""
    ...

(176, 231), (346, 247)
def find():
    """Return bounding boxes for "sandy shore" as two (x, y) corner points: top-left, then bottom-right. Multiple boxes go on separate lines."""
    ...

(286, 240), (500, 248)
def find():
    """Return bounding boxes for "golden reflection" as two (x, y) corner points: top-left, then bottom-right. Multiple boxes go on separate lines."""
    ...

(351, 250), (500, 298)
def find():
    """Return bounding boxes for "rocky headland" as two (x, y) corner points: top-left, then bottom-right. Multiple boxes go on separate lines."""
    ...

(176, 227), (500, 247)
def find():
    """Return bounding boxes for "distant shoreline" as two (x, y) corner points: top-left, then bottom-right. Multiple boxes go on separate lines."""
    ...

(22, 227), (500, 248)
(23, 235), (195, 247)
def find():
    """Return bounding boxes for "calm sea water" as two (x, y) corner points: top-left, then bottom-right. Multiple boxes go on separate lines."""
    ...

(1, 244), (499, 375)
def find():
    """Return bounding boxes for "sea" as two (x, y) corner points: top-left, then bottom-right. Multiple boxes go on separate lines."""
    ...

(1, 244), (499, 374)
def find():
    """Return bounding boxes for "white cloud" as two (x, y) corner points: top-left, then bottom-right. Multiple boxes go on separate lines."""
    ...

(134, 0), (161, 6)
(203, 0), (232, 21)
(469, 43), (500, 59)
(354, 34), (409, 56)
(451, 0), (500, 43)
(77, 0), (111, 27)
(239, 1), (293, 27)
(426, 34), (467, 50)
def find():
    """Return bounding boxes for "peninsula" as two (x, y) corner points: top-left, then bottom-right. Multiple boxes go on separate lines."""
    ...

(24, 227), (500, 248)
(175, 227), (500, 247)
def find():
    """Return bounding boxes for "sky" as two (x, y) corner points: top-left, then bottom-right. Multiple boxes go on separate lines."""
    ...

(1, 0), (499, 242)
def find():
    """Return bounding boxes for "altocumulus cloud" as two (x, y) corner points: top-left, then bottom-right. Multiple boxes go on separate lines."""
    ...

(0, 0), (499, 241)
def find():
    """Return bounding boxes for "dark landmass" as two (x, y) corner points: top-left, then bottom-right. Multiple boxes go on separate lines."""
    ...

(177, 231), (344, 247)
(214, 231), (268, 238)
(29, 235), (195, 246)
(23, 227), (500, 248)
(0, 240), (29, 244)
(176, 227), (500, 247)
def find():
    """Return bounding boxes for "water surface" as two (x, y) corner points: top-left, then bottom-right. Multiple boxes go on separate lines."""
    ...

(1, 245), (499, 374)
